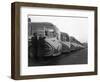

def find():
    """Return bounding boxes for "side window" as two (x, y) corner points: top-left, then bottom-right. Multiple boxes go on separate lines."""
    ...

(61, 34), (64, 41)
(65, 34), (69, 41)
(45, 31), (50, 38)
(61, 34), (67, 41)
(45, 30), (48, 36)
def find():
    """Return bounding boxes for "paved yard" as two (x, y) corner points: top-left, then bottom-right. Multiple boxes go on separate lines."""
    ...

(28, 48), (88, 66)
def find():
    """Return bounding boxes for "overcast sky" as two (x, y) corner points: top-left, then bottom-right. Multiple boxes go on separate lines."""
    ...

(28, 15), (88, 43)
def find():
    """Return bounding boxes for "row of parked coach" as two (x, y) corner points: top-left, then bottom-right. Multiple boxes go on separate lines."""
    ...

(28, 22), (85, 58)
